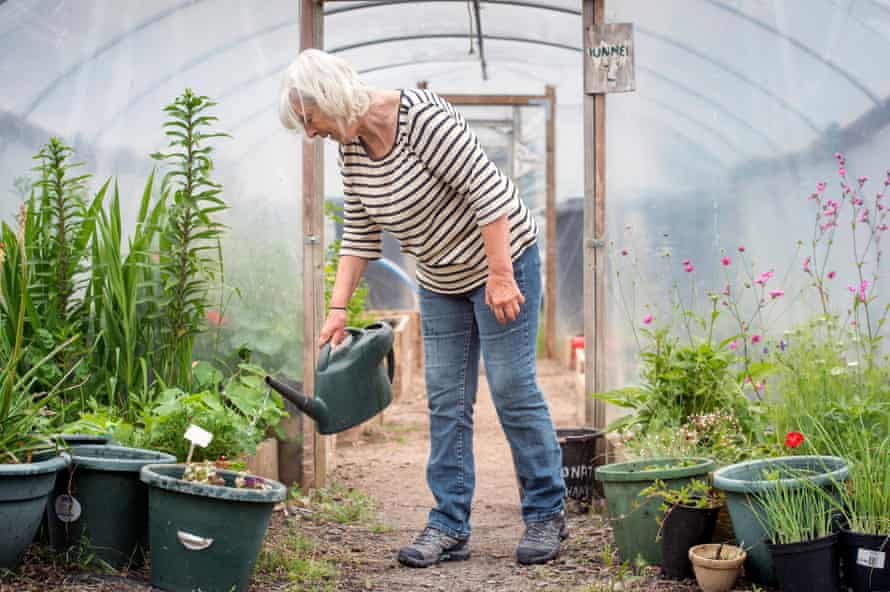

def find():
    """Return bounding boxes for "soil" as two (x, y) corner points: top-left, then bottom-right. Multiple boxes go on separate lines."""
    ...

(0, 359), (770, 591)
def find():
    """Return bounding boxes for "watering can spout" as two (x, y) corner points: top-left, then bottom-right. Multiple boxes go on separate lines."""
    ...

(265, 375), (329, 425)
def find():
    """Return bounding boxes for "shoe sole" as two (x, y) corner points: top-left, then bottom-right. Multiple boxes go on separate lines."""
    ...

(397, 547), (471, 568)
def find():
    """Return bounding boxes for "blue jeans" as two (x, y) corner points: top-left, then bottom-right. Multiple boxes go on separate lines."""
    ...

(419, 243), (566, 540)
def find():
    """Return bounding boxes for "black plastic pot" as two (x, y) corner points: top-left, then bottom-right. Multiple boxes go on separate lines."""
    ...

(46, 445), (176, 568)
(841, 530), (890, 592)
(768, 534), (840, 592)
(557, 428), (605, 501)
(660, 504), (721, 579)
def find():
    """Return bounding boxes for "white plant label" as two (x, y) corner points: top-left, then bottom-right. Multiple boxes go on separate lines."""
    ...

(184, 424), (213, 448)
(857, 548), (886, 569)
(55, 494), (82, 523)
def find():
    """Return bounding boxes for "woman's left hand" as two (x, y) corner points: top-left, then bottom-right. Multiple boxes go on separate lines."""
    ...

(486, 271), (525, 324)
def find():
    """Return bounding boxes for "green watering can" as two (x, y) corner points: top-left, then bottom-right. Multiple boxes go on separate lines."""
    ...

(265, 322), (395, 435)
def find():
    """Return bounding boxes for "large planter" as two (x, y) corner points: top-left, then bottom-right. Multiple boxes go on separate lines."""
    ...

(661, 504), (721, 579)
(0, 453), (70, 569)
(46, 445), (176, 568)
(769, 533), (840, 592)
(141, 463), (287, 592)
(712, 455), (849, 585)
(840, 529), (890, 592)
(595, 457), (716, 564)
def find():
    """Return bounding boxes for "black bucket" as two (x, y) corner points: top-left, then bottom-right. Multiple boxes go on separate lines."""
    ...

(661, 504), (721, 579)
(557, 428), (605, 501)
(769, 534), (840, 592)
(841, 530), (890, 592)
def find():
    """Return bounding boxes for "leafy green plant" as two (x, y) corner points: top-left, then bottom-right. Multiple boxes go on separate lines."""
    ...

(152, 88), (229, 388)
(0, 221), (82, 461)
(640, 478), (725, 511)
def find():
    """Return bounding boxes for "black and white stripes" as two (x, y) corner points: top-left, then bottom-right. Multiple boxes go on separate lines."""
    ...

(339, 89), (538, 294)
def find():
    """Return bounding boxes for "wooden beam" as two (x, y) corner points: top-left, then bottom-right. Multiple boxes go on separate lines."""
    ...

(582, 0), (606, 429)
(440, 94), (548, 106)
(301, 0), (328, 489)
(544, 85), (557, 361)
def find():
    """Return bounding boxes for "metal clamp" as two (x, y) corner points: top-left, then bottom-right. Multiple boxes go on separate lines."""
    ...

(178, 530), (214, 551)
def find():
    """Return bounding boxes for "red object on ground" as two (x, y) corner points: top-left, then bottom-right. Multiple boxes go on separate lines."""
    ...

(570, 335), (585, 366)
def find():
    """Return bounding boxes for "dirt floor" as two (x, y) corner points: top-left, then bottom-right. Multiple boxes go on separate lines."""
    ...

(0, 359), (770, 592)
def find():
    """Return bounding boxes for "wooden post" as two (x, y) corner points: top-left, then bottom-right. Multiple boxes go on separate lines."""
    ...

(583, 0), (607, 429)
(544, 85), (557, 361)
(300, 0), (327, 489)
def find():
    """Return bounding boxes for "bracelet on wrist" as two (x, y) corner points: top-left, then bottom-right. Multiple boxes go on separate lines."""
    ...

(329, 306), (347, 311)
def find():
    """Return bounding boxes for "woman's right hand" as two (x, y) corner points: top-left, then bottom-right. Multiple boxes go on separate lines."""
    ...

(318, 309), (348, 348)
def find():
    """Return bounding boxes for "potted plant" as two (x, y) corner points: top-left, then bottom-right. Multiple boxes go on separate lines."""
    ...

(45, 444), (177, 568)
(140, 459), (287, 592)
(753, 475), (840, 592)
(688, 543), (747, 592)
(0, 225), (73, 569)
(595, 456), (716, 564)
(640, 477), (725, 579)
(712, 451), (849, 585)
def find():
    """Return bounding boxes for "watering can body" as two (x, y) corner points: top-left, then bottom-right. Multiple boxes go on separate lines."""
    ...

(266, 322), (395, 435)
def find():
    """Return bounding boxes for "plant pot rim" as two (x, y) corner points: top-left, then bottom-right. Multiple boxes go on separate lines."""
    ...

(140, 463), (287, 503)
(0, 452), (69, 476)
(712, 455), (848, 493)
(767, 532), (839, 554)
(689, 543), (747, 568)
(69, 445), (177, 472)
(595, 457), (715, 483)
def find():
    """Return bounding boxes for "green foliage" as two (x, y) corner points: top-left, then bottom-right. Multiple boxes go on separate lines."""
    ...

(144, 363), (285, 462)
(596, 328), (752, 435)
(324, 201), (373, 328)
(640, 478), (725, 510)
(87, 175), (167, 421)
(752, 476), (835, 545)
(152, 89), (229, 387)
(254, 521), (337, 590)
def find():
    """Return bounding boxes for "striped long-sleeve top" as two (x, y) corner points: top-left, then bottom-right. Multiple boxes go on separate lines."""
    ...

(338, 89), (538, 295)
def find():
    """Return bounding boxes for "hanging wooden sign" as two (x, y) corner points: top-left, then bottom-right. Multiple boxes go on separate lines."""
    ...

(584, 23), (636, 94)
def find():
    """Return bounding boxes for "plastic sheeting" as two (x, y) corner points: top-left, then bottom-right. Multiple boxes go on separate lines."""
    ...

(2, 0), (890, 386)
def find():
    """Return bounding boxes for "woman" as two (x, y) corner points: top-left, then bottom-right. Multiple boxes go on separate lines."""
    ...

(279, 49), (566, 568)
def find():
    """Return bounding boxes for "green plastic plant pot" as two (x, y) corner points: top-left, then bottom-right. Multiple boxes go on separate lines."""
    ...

(46, 445), (176, 568)
(595, 457), (716, 565)
(0, 453), (70, 569)
(141, 463), (287, 592)
(712, 455), (848, 586)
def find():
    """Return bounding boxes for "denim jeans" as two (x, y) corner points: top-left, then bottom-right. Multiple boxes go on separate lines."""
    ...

(419, 243), (566, 540)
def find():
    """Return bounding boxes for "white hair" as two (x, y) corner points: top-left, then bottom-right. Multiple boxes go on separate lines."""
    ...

(278, 49), (372, 133)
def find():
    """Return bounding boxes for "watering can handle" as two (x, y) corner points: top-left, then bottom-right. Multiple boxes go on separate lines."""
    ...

(385, 346), (395, 384)
(317, 327), (363, 371)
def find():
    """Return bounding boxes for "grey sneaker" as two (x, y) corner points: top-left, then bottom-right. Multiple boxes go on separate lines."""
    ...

(516, 513), (569, 565)
(397, 526), (471, 568)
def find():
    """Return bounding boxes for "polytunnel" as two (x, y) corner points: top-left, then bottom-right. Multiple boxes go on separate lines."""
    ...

(2, 0), (890, 490)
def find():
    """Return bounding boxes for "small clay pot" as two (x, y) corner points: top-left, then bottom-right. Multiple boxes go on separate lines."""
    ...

(689, 543), (746, 592)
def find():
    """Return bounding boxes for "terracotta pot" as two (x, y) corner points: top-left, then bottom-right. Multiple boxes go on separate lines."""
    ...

(689, 543), (746, 592)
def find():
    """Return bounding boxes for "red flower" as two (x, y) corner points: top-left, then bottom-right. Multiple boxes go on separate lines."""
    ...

(206, 309), (225, 327)
(785, 431), (804, 448)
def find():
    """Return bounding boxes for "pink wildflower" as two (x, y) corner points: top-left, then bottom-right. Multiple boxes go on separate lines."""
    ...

(859, 280), (869, 303)
(827, 271), (836, 279)
(752, 334), (761, 344)
(722, 284), (730, 296)
(684, 263), (695, 273)
(721, 256), (731, 266)
(859, 176), (869, 185)
(621, 249), (628, 256)
(816, 181), (826, 192)
(737, 245), (746, 252)
(840, 167), (847, 176)
(729, 341), (738, 351)
(803, 256), (811, 273)
(769, 289), (785, 299)
(834, 152), (844, 160)
(682, 259), (691, 265)
(643, 314), (653, 325)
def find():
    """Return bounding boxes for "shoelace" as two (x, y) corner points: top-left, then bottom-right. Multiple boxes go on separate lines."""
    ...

(523, 521), (557, 544)
(414, 527), (447, 547)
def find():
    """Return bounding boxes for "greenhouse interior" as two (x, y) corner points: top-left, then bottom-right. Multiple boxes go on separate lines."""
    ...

(1, 0), (890, 590)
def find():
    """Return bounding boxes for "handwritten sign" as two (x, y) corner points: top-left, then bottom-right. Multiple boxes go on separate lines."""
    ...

(185, 424), (213, 448)
(584, 23), (636, 94)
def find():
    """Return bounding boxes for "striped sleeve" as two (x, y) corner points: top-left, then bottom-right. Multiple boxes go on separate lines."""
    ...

(339, 187), (383, 261)
(406, 103), (515, 226)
